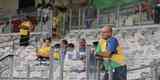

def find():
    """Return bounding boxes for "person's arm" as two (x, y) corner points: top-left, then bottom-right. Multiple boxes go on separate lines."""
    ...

(95, 43), (104, 60)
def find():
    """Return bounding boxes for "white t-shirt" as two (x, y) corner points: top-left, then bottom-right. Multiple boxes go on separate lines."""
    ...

(65, 50), (79, 61)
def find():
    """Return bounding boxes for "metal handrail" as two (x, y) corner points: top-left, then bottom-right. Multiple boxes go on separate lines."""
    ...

(0, 54), (14, 62)
(0, 53), (14, 79)
(0, 32), (48, 48)
(0, 37), (17, 44)
(96, 55), (160, 80)
(95, 59), (159, 80)
(0, 66), (9, 75)
(0, 32), (48, 36)
(128, 65), (151, 72)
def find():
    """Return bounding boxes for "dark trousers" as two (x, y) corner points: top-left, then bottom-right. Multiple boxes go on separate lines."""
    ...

(103, 65), (127, 80)
(85, 19), (93, 29)
(20, 35), (29, 46)
(154, 6), (160, 24)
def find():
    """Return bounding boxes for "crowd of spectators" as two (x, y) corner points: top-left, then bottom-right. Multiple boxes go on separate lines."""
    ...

(36, 38), (88, 65)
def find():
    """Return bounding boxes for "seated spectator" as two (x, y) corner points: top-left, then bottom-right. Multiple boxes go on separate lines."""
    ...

(37, 38), (52, 62)
(60, 39), (68, 49)
(53, 44), (61, 61)
(65, 43), (79, 61)
(79, 38), (87, 58)
(60, 39), (68, 60)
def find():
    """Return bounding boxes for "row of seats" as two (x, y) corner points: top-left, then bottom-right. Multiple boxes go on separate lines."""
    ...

(1, 25), (160, 79)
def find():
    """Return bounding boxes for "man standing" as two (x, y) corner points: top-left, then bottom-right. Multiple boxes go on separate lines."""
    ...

(19, 20), (33, 46)
(96, 25), (127, 80)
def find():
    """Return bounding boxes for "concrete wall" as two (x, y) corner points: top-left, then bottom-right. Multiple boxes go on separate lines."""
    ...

(0, 0), (18, 15)
(0, 0), (3, 8)
(0, 0), (50, 15)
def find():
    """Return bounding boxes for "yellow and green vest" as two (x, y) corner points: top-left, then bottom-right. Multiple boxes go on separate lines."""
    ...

(96, 38), (126, 71)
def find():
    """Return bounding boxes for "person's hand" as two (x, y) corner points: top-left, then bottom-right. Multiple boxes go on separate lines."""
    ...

(108, 53), (113, 58)
(100, 52), (110, 58)
(95, 55), (103, 60)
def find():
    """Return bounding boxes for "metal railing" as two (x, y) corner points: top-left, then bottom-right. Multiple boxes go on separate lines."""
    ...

(0, 4), (157, 36)
(0, 41), (160, 80)
(67, 9), (155, 30)
(56, 3), (157, 35)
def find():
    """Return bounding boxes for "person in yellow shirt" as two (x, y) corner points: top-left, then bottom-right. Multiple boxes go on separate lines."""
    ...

(53, 44), (61, 61)
(96, 25), (127, 80)
(37, 39), (62, 65)
(37, 38), (52, 61)
(19, 20), (33, 46)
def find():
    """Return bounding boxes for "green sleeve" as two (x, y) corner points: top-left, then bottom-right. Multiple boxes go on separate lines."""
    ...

(96, 43), (101, 55)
